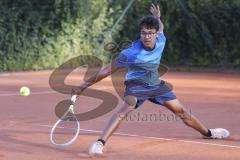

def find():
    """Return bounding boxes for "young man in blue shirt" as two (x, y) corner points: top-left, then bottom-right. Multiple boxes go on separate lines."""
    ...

(77, 4), (230, 155)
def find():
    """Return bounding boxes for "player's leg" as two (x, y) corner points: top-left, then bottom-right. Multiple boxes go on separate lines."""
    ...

(88, 95), (138, 155)
(163, 99), (209, 136)
(100, 95), (137, 142)
(162, 98), (230, 139)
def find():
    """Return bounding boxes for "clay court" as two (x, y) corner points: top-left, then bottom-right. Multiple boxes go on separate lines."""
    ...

(0, 70), (240, 160)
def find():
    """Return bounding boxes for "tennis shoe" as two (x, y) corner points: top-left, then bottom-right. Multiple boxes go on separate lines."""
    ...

(209, 128), (230, 139)
(88, 141), (104, 156)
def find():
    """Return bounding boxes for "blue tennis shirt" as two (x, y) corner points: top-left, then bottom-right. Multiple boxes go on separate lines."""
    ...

(115, 32), (166, 86)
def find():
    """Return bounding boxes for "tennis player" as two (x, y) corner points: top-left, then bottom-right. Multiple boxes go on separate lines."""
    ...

(77, 3), (230, 155)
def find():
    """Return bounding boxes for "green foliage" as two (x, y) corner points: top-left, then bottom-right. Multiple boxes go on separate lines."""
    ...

(0, 0), (113, 71)
(113, 0), (240, 68)
(1, 0), (239, 71)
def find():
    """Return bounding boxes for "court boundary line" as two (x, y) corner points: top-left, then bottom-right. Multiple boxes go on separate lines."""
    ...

(0, 86), (112, 97)
(0, 91), (56, 97)
(38, 124), (240, 149)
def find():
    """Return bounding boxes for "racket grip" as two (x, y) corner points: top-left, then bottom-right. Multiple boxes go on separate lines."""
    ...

(71, 95), (77, 103)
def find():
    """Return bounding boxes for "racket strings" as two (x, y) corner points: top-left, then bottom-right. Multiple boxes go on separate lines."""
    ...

(50, 95), (80, 146)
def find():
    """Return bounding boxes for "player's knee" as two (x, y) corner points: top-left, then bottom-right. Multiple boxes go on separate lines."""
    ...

(182, 117), (192, 126)
(118, 113), (126, 121)
(124, 95), (137, 107)
(176, 109), (192, 126)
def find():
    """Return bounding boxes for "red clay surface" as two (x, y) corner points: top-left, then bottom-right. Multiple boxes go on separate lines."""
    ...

(0, 69), (240, 160)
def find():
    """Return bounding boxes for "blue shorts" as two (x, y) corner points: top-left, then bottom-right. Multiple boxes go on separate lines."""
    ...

(124, 80), (177, 109)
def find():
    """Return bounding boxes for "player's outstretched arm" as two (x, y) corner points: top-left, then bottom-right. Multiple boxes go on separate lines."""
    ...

(76, 61), (119, 95)
(150, 3), (164, 32)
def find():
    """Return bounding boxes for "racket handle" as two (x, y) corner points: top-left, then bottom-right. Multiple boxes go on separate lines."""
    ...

(71, 95), (77, 103)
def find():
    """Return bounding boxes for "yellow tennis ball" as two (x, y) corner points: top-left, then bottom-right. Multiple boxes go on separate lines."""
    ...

(20, 86), (30, 96)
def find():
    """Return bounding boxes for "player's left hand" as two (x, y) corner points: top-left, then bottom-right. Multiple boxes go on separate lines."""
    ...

(150, 3), (161, 18)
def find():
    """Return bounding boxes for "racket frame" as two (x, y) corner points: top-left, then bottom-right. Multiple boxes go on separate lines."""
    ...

(50, 95), (80, 147)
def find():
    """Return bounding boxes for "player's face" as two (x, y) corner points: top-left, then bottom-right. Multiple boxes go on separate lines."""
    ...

(140, 27), (158, 50)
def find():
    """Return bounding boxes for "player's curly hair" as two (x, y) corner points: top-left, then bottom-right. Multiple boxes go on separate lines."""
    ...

(139, 15), (159, 31)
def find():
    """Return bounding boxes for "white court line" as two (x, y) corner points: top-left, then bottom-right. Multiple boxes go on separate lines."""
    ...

(38, 124), (240, 149)
(0, 86), (112, 97)
(0, 91), (56, 97)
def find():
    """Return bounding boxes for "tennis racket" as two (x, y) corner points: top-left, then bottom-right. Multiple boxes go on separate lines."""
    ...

(50, 95), (80, 147)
